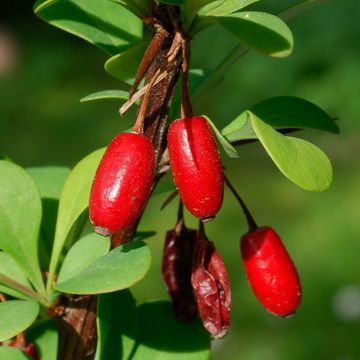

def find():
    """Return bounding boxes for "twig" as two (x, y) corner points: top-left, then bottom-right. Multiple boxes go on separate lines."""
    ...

(224, 175), (257, 232)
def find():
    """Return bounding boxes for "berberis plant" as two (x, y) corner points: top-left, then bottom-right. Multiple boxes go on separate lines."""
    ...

(0, 0), (339, 359)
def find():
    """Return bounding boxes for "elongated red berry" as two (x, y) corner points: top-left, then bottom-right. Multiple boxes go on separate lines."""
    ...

(241, 226), (301, 316)
(89, 132), (155, 235)
(167, 116), (224, 219)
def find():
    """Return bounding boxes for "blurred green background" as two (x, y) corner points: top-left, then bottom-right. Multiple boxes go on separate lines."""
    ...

(1, 1), (360, 359)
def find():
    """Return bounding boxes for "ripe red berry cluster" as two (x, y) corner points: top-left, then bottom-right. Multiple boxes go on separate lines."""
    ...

(89, 113), (301, 337)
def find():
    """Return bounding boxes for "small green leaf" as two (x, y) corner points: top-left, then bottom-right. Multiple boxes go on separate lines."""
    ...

(0, 161), (44, 293)
(159, 0), (185, 4)
(55, 240), (151, 294)
(27, 167), (70, 200)
(57, 233), (110, 283)
(27, 320), (58, 360)
(217, 12), (294, 57)
(203, 116), (239, 158)
(105, 42), (147, 82)
(80, 90), (129, 103)
(111, 0), (152, 18)
(131, 301), (210, 360)
(0, 347), (30, 360)
(222, 96), (339, 142)
(34, 0), (143, 55)
(0, 300), (40, 341)
(95, 290), (138, 360)
(47, 148), (105, 292)
(250, 112), (333, 191)
(198, 0), (259, 17)
(0, 252), (32, 300)
(191, 0), (259, 34)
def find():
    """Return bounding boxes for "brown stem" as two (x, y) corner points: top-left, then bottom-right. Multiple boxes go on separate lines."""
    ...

(52, 295), (97, 360)
(180, 39), (193, 118)
(224, 175), (257, 232)
(129, 24), (169, 98)
(133, 68), (161, 134)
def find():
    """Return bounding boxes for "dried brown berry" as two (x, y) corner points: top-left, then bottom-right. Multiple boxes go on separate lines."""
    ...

(191, 230), (231, 338)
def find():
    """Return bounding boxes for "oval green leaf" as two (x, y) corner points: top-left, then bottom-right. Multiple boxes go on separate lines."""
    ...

(55, 240), (151, 294)
(250, 112), (333, 191)
(47, 148), (105, 291)
(80, 90), (129, 103)
(111, 0), (152, 18)
(34, 0), (143, 55)
(0, 347), (30, 360)
(217, 11), (294, 57)
(95, 290), (138, 360)
(132, 301), (210, 360)
(27, 167), (70, 200)
(57, 233), (110, 283)
(0, 252), (32, 300)
(0, 161), (44, 293)
(191, 0), (259, 34)
(222, 96), (339, 142)
(0, 300), (40, 341)
(105, 42), (147, 82)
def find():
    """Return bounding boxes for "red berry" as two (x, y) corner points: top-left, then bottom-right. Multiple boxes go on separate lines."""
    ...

(241, 226), (301, 317)
(9, 340), (40, 360)
(89, 132), (155, 235)
(167, 116), (224, 219)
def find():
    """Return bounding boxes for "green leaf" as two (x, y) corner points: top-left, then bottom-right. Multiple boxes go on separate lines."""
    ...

(57, 233), (110, 283)
(222, 96), (339, 142)
(202, 116), (239, 158)
(250, 112), (333, 191)
(111, 0), (152, 18)
(159, 0), (185, 4)
(191, 0), (259, 34)
(27, 167), (70, 200)
(198, 0), (259, 16)
(217, 12), (294, 57)
(55, 240), (151, 294)
(80, 90), (129, 103)
(0, 161), (44, 293)
(95, 290), (138, 360)
(34, 0), (143, 55)
(47, 148), (105, 292)
(0, 347), (30, 360)
(27, 320), (58, 360)
(27, 167), (70, 269)
(132, 301), (210, 360)
(0, 300), (40, 341)
(0, 252), (32, 300)
(105, 42), (147, 82)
